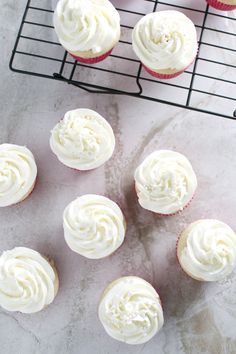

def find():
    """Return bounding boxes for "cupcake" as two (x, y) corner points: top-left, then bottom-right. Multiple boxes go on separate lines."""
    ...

(53, 0), (120, 64)
(207, 0), (236, 11)
(0, 247), (59, 313)
(50, 109), (115, 170)
(98, 276), (164, 344)
(0, 144), (37, 207)
(134, 150), (197, 215)
(63, 194), (126, 259)
(132, 11), (198, 79)
(177, 220), (236, 281)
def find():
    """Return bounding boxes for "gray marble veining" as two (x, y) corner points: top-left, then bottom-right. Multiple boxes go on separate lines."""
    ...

(1, 1), (236, 353)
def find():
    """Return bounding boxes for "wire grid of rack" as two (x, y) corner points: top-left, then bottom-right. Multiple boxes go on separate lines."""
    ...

(9, 0), (236, 120)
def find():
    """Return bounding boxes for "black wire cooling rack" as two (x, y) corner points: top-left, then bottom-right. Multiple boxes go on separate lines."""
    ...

(10, 0), (236, 120)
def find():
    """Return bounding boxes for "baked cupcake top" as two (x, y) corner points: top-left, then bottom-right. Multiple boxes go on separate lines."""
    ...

(132, 10), (197, 71)
(177, 220), (236, 281)
(63, 194), (126, 259)
(134, 150), (197, 214)
(54, 0), (120, 56)
(50, 109), (115, 170)
(219, 0), (236, 4)
(0, 247), (58, 313)
(0, 144), (37, 207)
(98, 276), (164, 344)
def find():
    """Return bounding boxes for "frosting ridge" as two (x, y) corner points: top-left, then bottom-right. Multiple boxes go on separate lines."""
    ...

(63, 194), (126, 259)
(0, 247), (58, 313)
(98, 276), (164, 344)
(134, 150), (197, 214)
(50, 109), (115, 170)
(132, 11), (197, 71)
(0, 144), (37, 207)
(54, 0), (120, 57)
(178, 219), (236, 281)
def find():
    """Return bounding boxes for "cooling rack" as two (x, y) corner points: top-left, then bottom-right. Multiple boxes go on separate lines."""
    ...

(9, 0), (236, 120)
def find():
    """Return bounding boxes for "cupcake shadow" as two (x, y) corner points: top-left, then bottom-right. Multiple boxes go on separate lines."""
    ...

(152, 251), (205, 324)
(123, 180), (205, 323)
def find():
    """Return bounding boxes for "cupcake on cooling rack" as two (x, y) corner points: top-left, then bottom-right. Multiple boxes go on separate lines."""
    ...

(54, 0), (120, 64)
(177, 220), (236, 281)
(132, 11), (198, 79)
(50, 108), (115, 170)
(63, 194), (126, 259)
(134, 150), (197, 215)
(98, 276), (164, 344)
(0, 144), (37, 207)
(0, 247), (59, 313)
(207, 0), (236, 11)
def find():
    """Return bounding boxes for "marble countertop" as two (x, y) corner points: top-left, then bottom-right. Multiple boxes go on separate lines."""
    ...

(1, 1), (236, 353)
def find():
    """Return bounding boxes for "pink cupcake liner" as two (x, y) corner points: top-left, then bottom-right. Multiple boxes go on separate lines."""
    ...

(70, 49), (113, 64)
(143, 65), (187, 80)
(207, 0), (236, 10)
(143, 55), (197, 80)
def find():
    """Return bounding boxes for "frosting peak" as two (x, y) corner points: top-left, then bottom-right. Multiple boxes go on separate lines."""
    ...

(50, 109), (115, 170)
(134, 150), (197, 214)
(54, 0), (120, 57)
(132, 11), (197, 71)
(0, 144), (37, 207)
(0, 247), (58, 313)
(178, 220), (236, 281)
(99, 276), (164, 344)
(63, 194), (126, 259)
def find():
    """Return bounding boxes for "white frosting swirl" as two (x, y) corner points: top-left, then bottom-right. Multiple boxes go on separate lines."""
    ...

(98, 276), (164, 344)
(132, 11), (198, 71)
(54, 0), (120, 57)
(0, 247), (59, 313)
(63, 194), (126, 259)
(134, 150), (197, 214)
(0, 144), (37, 207)
(50, 109), (115, 170)
(178, 220), (236, 282)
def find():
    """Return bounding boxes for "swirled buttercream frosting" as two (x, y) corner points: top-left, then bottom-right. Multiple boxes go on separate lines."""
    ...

(63, 194), (126, 259)
(0, 247), (59, 313)
(54, 0), (120, 57)
(0, 144), (37, 207)
(50, 109), (115, 170)
(177, 220), (236, 281)
(132, 11), (197, 71)
(134, 150), (197, 214)
(98, 276), (164, 344)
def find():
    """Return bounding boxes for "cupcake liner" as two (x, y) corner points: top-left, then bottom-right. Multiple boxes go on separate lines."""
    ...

(206, 0), (236, 10)
(143, 65), (187, 80)
(143, 55), (197, 80)
(70, 49), (113, 64)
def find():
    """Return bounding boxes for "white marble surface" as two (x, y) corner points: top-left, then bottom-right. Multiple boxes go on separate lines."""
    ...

(1, 1), (236, 353)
